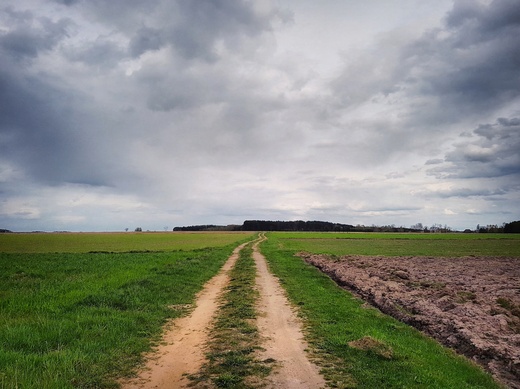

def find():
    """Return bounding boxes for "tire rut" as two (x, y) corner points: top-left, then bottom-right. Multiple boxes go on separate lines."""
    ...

(254, 234), (326, 388)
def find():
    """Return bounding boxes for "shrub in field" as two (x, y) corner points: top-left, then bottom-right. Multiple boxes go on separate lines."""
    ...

(504, 220), (520, 233)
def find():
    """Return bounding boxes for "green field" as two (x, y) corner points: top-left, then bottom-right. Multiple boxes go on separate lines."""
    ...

(0, 231), (514, 388)
(0, 232), (253, 388)
(274, 232), (520, 257)
(0, 232), (253, 253)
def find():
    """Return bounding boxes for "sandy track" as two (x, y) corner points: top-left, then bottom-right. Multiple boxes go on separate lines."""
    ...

(253, 235), (326, 389)
(121, 242), (249, 389)
(122, 235), (325, 388)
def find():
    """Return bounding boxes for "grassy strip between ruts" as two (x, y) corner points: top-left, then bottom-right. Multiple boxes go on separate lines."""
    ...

(0, 242), (249, 388)
(261, 234), (503, 389)
(188, 243), (273, 388)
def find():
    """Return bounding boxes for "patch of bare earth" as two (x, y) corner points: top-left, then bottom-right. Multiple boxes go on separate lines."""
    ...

(120, 242), (248, 389)
(254, 237), (326, 389)
(301, 253), (520, 389)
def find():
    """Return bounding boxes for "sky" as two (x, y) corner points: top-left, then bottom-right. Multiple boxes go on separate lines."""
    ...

(1, 0), (519, 232)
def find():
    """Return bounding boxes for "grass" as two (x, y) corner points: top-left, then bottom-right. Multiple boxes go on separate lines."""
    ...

(189, 241), (272, 388)
(260, 233), (503, 388)
(496, 297), (520, 319)
(274, 232), (520, 257)
(0, 232), (254, 253)
(0, 239), (250, 388)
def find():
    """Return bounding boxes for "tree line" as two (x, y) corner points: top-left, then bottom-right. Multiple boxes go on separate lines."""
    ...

(173, 220), (353, 232)
(172, 220), (520, 233)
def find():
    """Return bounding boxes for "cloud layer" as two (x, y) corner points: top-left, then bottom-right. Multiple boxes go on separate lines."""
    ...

(1, 0), (519, 231)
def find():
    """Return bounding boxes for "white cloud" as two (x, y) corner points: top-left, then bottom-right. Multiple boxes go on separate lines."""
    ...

(1, 198), (41, 220)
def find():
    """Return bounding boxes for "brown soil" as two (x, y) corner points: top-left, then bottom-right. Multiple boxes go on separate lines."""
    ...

(122, 237), (325, 388)
(300, 253), (520, 389)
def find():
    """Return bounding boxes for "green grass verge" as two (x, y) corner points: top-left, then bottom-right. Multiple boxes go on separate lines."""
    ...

(261, 234), (503, 388)
(274, 232), (520, 257)
(0, 244), (241, 388)
(0, 232), (254, 253)
(189, 243), (272, 388)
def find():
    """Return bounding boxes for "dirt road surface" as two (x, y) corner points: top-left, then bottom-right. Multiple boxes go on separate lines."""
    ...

(123, 235), (325, 388)
(253, 235), (326, 389)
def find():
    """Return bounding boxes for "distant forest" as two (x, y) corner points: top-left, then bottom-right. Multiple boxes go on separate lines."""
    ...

(173, 220), (436, 232)
(2, 221), (518, 234)
(173, 220), (355, 232)
(172, 220), (520, 233)
(241, 220), (353, 232)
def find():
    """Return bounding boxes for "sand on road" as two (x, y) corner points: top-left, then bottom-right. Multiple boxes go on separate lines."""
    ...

(253, 235), (326, 389)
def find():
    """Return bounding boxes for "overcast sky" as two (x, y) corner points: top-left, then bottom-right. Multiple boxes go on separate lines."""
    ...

(1, 0), (519, 232)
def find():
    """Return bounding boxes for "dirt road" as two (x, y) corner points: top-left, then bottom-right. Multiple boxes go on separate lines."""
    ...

(122, 235), (325, 388)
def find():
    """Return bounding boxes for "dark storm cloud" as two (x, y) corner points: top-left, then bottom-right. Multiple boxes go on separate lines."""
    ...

(427, 117), (520, 180)
(138, 66), (227, 112)
(0, 11), (114, 187)
(54, 0), (80, 5)
(0, 9), (71, 61)
(407, 0), (520, 116)
(129, 27), (164, 58)
(167, 0), (277, 61)
(323, 0), (520, 178)
(65, 38), (127, 68)
(66, 0), (289, 61)
(0, 65), (109, 186)
(445, 0), (520, 38)
(425, 187), (507, 199)
(333, 0), (520, 120)
(66, 0), (291, 115)
(64, 0), (161, 30)
(0, 12), (76, 184)
(1, 0), (289, 190)
(425, 159), (444, 165)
